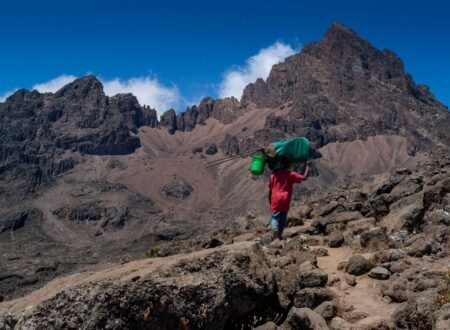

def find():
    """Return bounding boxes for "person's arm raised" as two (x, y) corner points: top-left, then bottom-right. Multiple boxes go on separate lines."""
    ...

(303, 160), (313, 180)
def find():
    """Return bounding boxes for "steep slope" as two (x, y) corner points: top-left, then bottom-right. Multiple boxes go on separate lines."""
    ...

(2, 157), (449, 329)
(242, 23), (449, 154)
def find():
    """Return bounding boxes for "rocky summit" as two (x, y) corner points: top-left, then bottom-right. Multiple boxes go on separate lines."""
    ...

(0, 23), (449, 329)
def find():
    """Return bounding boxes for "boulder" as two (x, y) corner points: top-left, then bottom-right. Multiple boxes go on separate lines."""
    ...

(345, 217), (376, 235)
(280, 307), (328, 330)
(15, 242), (277, 329)
(276, 267), (327, 299)
(291, 205), (313, 219)
(285, 251), (317, 266)
(314, 301), (337, 320)
(360, 226), (388, 250)
(368, 267), (390, 280)
(384, 202), (424, 232)
(311, 248), (329, 257)
(345, 255), (371, 276)
(425, 209), (450, 225)
(344, 274), (357, 286)
(389, 260), (410, 274)
(373, 249), (407, 263)
(405, 236), (432, 257)
(293, 287), (334, 309)
(380, 283), (410, 302)
(393, 293), (441, 329)
(297, 269), (329, 288)
(328, 231), (345, 248)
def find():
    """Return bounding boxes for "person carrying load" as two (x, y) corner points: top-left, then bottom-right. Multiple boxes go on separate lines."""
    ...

(251, 137), (313, 241)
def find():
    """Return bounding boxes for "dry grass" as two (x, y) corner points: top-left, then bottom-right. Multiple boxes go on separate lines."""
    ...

(437, 268), (450, 305)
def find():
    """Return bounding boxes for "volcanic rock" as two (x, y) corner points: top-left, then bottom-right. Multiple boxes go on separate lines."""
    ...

(360, 226), (389, 250)
(244, 23), (450, 152)
(314, 301), (337, 320)
(328, 231), (345, 247)
(346, 255), (371, 275)
(368, 266), (391, 280)
(293, 287), (334, 309)
(160, 177), (193, 200)
(280, 307), (328, 330)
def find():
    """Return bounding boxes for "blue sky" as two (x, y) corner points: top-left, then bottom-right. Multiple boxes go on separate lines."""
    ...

(1, 0), (449, 115)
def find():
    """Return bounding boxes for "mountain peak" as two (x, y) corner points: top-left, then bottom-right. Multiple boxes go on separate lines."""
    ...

(326, 22), (357, 36)
(321, 22), (370, 50)
(54, 75), (105, 100)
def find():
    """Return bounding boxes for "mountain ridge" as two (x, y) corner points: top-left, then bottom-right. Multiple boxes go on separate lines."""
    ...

(0, 22), (449, 309)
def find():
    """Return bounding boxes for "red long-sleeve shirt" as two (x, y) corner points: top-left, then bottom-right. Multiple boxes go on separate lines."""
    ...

(269, 169), (304, 212)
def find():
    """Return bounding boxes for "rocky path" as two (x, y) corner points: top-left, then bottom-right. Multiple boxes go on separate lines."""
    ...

(1, 158), (450, 329)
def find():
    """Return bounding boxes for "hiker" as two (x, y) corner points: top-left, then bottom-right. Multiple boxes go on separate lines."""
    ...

(268, 157), (311, 241)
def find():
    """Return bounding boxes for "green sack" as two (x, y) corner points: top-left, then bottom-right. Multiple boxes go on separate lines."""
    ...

(267, 137), (312, 170)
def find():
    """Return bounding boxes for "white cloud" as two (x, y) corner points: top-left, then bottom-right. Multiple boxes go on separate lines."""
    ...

(31, 74), (181, 117)
(33, 74), (78, 93)
(102, 77), (180, 117)
(219, 41), (297, 99)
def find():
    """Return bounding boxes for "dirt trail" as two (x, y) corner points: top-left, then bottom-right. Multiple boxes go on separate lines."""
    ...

(317, 245), (396, 322)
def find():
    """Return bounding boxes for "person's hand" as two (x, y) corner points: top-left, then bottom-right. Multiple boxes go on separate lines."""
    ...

(306, 160), (313, 167)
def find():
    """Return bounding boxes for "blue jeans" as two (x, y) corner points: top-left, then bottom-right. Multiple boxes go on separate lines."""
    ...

(270, 212), (287, 235)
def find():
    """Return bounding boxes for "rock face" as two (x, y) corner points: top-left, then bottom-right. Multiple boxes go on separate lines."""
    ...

(0, 76), (151, 193)
(243, 23), (450, 153)
(13, 243), (277, 330)
(0, 209), (41, 234)
(2, 241), (333, 329)
(160, 96), (243, 135)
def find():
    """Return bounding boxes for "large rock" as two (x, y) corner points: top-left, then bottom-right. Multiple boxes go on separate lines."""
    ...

(328, 231), (345, 248)
(368, 267), (390, 280)
(297, 269), (329, 288)
(393, 293), (441, 330)
(314, 301), (337, 320)
(380, 282), (410, 302)
(345, 255), (371, 276)
(14, 242), (277, 329)
(373, 249), (407, 263)
(280, 307), (329, 330)
(293, 287), (334, 309)
(360, 227), (388, 250)
(405, 235), (432, 257)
